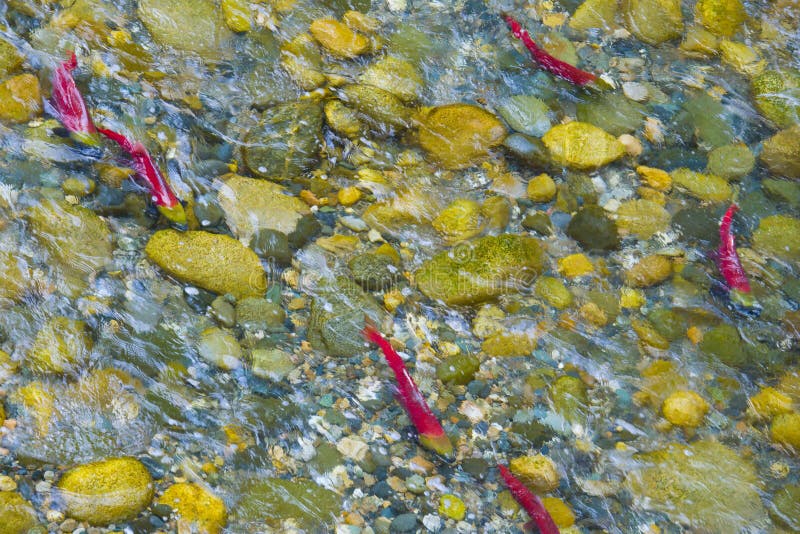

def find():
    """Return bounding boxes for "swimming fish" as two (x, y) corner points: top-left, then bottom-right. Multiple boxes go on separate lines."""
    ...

(717, 203), (757, 308)
(98, 128), (188, 229)
(47, 52), (102, 147)
(362, 323), (454, 459)
(504, 14), (608, 90)
(498, 464), (560, 534)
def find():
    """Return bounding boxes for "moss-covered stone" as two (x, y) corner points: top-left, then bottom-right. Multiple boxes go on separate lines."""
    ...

(57, 457), (154, 525)
(221, 0), (251, 33)
(550, 375), (588, 423)
(436, 353), (480, 385)
(418, 104), (506, 169)
(647, 308), (686, 341)
(497, 95), (552, 137)
(695, 0), (746, 37)
(0, 38), (23, 77)
(145, 230), (267, 299)
(751, 70), (800, 129)
(310, 18), (370, 58)
(358, 56), (422, 102)
(706, 143), (755, 180)
(622, 0), (684, 45)
(566, 205), (620, 251)
(771, 413), (800, 452)
(242, 100), (323, 180)
(431, 199), (484, 243)
(626, 441), (767, 531)
(415, 234), (544, 305)
(348, 253), (399, 291)
(0, 74), (40, 123)
(699, 323), (746, 366)
(752, 215), (800, 261)
(770, 484), (800, 531)
(615, 199), (671, 239)
(234, 478), (340, 530)
(157, 483), (227, 534)
(670, 168), (732, 202)
(527, 174), (557, 203)
(138, 0), (232, 57)
(542, 122), (625, 170)
(0, 491), (38, 534)
(339, 84), (411, 131)
(760, 126), (800, 179)
(28, 316), (92, 374)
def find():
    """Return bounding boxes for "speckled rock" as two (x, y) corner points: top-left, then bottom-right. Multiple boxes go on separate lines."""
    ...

(217, 174), (310, 243)
(622, 0), (684, 45)
(626, 441), (767, 531)
(615, 199), (671, 239)
(242, 100), (323, 180)
(145, 230), (267, 299)
(234, 478), (340, 530)
(418, 104), (506, 169)
(138, 0), (232, 57)
(0, 74), (40, 123)
(359, 56), (422, 102)
(542, 122), (625, 170)
(752, 215), (800, 261)
(436, 353), (480, 385)
(670, 168), (732, 201)
(0, 491), (38, 534)
(509, 454), (560, 493)
(0, 38), (23, 77)
(624, 255), (673, 287)
(157, 483), (227, 534)
(339, 83), (412, 131)
(57, 457), (154, 525)
(310, 18), (370, 58)
(566, 205), (620, 251)
(415, 234), (544, 305)
(662, 390), (709, 427)
(349, 253), (399, 291)
(751, 70), (800, 129)
(760, 126), (800, 179)
(28, 316), (92, 374)
(695, 0), (746, 37)
(706, 143), (755, 180)
(431, 199), (484, 243)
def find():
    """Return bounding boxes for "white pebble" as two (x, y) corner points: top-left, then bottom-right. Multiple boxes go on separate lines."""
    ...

(622, 81), (649, 102)
(0, 475), (17, 491)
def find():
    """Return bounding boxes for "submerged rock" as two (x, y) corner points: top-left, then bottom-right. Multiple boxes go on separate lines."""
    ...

(626, 441), (767, 531)
(280, 34), (326, 91)
(418, 104), (506, 169)
(145, 230), (267, 299)
(197, 327), (242, 370)
(138, 0), (232, 57)
(415, 234), (544, 305)
(615, 199), (671, 239)
(752, 215), (800, 261)
(28, 316), (92, 374)
(57, 457), (154, 525)
(217, 174), (310, 244)
(497, 95), (552, 137)
(348, 253), (399, 291)
(542, 122), (625, 170)
(432, 199), (485, 244)
(234, 477), (340, 530)
(570, 0), (618, 32)
(760, 126), (800, 179)
(576, 92), (646, 136)
(157, 483), (227, 534)
(622, 0), (684, 45)
(670, 168), (732, 201)
(695, 0), (746, 37)
(0, 38), (24, 77)
(0, 491), (38, 534)
(566, 205), (620, 251)
(0, 251), (28, 302)
(339, 83), (411, 131)
(242, 100), (323, 180)
(751, 69), (800, 129)
(706, 143), (755, 180)
(359, 55), (422, 102)
(0, 74), (40, 123)
(310, 18), (370, 58)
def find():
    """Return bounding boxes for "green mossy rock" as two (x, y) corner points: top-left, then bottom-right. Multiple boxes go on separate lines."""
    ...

(550, 375), (588, 423)
(157, 483), (227, 534)
(309, 18), (370, 58)
(678, 94), (735, 148)
(437, 353), (481, 385)
(242, 100), (323, 180)
(752, 215), (800, 261)
(145, 230), (267, 299)
(695, 0), (746, 37)
(670, 168), (732, 202)
(699, 323), (746, 366)
(0, 38), (23, 77)
(234, 478), (340, 530)
(280, 34), (326, 91)
(615, 199), (671, 239)
(626, 441), (767, 531)
(535, 276), (573, 309)
(0, 251), (28, 302)
(348, 253), (399, 291)
(760, 126), (800, 179)
(570, 0), (618, 32)
(567, 205), (620, 251)
(57, 457), (154, 525)
(542, 122), (625, 170)
(497, 95), (552, 137)
(138, 0), (232, 57)
(359, 56), (422, 103)
(0, 74), (40, 123)
(751, 69), (800, 128)
(415, 235), (544, 305)
(28, 316), (92, 374)
(418, 104), (507, 170)
(339, 84), (412, 131)
(647, 308), (686, 341)
(706, 143), (755, 180)
(622, 0), (684, 45)
(0, 492), (38, 534)
(576, 92), (646, 136)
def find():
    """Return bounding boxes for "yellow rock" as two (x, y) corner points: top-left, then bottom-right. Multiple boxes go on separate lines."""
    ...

(359, 56), (422, 102)
(542, 122), (625, 170)
(342, 10), (380, 34)
(527, 173), (557, 202)
(662, 390), (709, 427)
(771, 412), (800, 452)
(670, 168), (732, 202)
(337, 186), (362, 206)
(418, 104), (506, 169)
(680, 25), (720, 57)
(0, 73), (41, 123)
(157, 483), (227, 534)
(719, 40), (764, 76)
(615, 199), (671, 239)
(569, 0), (618, 32)
(620, 287), (646, 308)
(695, 0), (746, 37)
(636, 165), (672, 191)
(57, 457), (154, 525)
(687, 325), (703, 344)
(509, 454), (560, 493)
(383, 289), (405, 312)
(482, 330), (537, 357)
(432, 199), (484, 243)
(580, 302), (608, 327)
(624, 255), (672, 287)
(438, 494), (466, 521)
(749, 387), (794, 420)
(632, 318), (670, 349)
(13, 381), (56, 434)
(324, 100), (362, 138)
(0, 491), (38, 533)
(558, 254), (594, 277)
(778, 371), (800, 402)
(28, 316), (92, 374)
(0, 251), (27, 302)
(221, 0), (252, 32)
(621, 0), (684, 45)
(309, 18), (370, 58)
(542, 497), (576, 528)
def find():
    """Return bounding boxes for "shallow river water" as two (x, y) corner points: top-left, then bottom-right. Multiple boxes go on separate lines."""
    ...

(0, 0), (799, 532)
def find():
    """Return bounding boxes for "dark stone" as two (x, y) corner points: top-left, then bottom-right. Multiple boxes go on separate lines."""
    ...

(566, 205), (619, 251)
(390, 513), (419, 533)
(250, 229), (291, 265)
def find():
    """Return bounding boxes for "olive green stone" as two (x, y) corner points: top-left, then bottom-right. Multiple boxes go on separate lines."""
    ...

(0, 251), (27, 302)
(482, 196), (512, 232)
(679, 94), (735, 149)
(250, 348), (294, 381)
(348, 253), (399, 291)
(242, 100), (323, 180)
(550, 375), (588, 423)
(415, 234), (544, 306)
(418, 104), (506, 169)
(234, 478), (340, 530)
(138, 0), (232, 57)
(0, 38), (23, 77)
(706, 144), (755, 180)
(751, 69), (800, 129)
(0, 492), (39, 534)
(695, 0), (746, 37)
(647, 308), (686, 341)
(280, 34), (326, 91)
(576, 92), (646, 136)
(535, 276), (573, 309)
(622, 0), (684, 45)
(521, 212), (553, 235)
(236, 298), (285, 330)
(752, 215), (800, 261)
(436, 353), (480, 385)
(432, 199), (484, 243)
(763, 179), (800, 207)
(359, 56), (422, 102)
(570, 0), (618, 32)
(615, 199), (671, 239)
(699, 324), (746, 366)
(503, 133), (551, 168)
(250, 229), (292, 265)
(197, 327), (242, 370)
(567, 205), (620, 251)
(497, 95), (552, 137)
(28, 316), (92, 374)
(339, 84), (411, 131)
(770, 484), (800, 531)
(760, 126), (800, 179)
(670, 168), (732, 202)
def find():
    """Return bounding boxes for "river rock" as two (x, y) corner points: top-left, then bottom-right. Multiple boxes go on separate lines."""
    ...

(0, 38), (23, 77)
(418, 104), (506, 169)
(567, 205), (620, 251)
(431, 199), (485, 244)
(138, 0), (232, 57)
(310, 18), (370, 58)
(576, 92), (646, 136)
(752, 215), (800, 261)
(221, 0), (251, 33)
(760, 126), (800, 179)
(145, 230), (267, 299)
(28, 316), (92, 374)
(242, 100), (323, 180)
(770, 484), (800, 531)
(0, 491), (38, 534)
(157, 483), (227, 534)
(751, 69), (800, 128)
(280, 34), (326, 91)
(348, 253), (399, 291)
(57, 457), (154, 525)
(706, 143), (755, 180)
(695, 0), (746, 37)
(497, 95), (552, 137)
(359, 55), (422, 102)
(626, 440), (767, 531)
(615, 199), (671, 239)
(621, 0), (684, 45)
(234, 477), (341, 530)
(542, 122), (625, 170)
(0, 74), (40, 123)
(670, 168), (732, 201)
(197, 327), (242, 370)
(624, 255), (673, 287)
(415, 234), (544, 305)
(570, 0), (618, 32)
(0, 251), (27, 302)
(217, 174), (310, 243)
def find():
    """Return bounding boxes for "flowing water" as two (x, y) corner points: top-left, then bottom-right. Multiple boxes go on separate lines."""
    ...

(0, 0), (799, 532)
